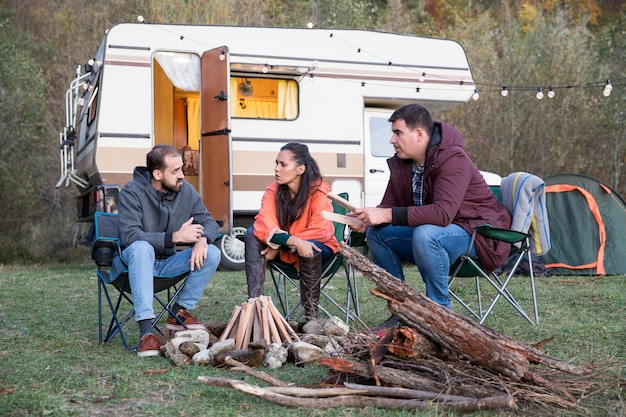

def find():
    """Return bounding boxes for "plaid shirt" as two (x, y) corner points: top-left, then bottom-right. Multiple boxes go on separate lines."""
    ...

(412, 162), (425, 206)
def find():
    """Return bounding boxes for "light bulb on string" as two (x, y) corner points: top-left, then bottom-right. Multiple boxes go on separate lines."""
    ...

(501, 86), (508, 97)
(219, 50), (226, 61)
(361, 81), (366, 92)
(536, 88), (544, 99)
(137, 15), (144, 23)
(262, 64), (269, 74)
(472, 89), (479, 101)
(547, 87), (555, 98)
(419, 72), (426, 83)
(179, 35), (184, 44)
(308, 74), (314, 83)
(415, 87), (421, 97)
(603, 80), (612, 97)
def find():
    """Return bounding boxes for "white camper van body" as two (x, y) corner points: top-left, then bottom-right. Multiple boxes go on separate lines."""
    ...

(56, 23), (476, 270)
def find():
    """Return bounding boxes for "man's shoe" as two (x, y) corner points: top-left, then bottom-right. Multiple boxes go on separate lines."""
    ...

(137, 333), (161, 358)
(369, 315), (400, 335)
(166, 309), (206, 330)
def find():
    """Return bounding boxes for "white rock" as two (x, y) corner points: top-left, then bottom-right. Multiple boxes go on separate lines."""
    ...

(323, 316), (349, 336)
(192, 348), (213, 365)
(292, 341), (325, 362)
(262, 343), (288, 369)
(209, 338), (236, 356)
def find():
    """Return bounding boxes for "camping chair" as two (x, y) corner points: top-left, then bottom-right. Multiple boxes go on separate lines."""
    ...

(91, 211), (190, 350)
(267, 193), (361, 324)
(448, 173), (549, 325)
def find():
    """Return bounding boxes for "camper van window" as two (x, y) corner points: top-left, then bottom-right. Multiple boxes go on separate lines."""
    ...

(369, 117), (394, 157)
(231, 77), (298, 120)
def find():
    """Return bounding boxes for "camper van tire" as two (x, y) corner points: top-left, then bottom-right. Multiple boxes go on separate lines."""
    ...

(217, 226), (247, 271)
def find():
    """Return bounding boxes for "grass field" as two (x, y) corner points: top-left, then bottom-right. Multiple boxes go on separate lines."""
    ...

(0, 250), (624, 417)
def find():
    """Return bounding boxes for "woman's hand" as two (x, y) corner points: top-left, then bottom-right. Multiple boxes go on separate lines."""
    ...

(261, 246), (280, 261)
(290, 237), (321, 258)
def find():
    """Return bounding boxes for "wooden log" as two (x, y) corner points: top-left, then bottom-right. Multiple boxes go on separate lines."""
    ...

(339, 245), (589, 380)
(235, 302), (250, 349)
(241, 301), (256, 349)
(318, 357), (443, 392)
(388, 326), (439, 359)
(197, 376), (516, 412)
(218, 305), (241, 342)
(260, 297), (271, 344)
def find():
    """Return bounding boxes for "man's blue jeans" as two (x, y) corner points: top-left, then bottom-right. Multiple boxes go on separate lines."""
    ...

(121, 241), (221, 321)
(366, 223), (477, 308)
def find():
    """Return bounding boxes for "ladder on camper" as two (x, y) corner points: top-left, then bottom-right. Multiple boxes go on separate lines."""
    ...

(55, 64), (90, 189)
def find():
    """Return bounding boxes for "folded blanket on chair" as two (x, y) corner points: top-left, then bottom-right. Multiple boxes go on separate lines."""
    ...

(500, 172), (551, 256)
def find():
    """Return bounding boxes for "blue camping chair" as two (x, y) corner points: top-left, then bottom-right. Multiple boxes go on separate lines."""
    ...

(91, 212), (190, 350)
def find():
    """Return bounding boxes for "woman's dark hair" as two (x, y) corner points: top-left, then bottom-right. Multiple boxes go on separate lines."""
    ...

(276, 142), (322, 229)
(147, 144), (180, 176)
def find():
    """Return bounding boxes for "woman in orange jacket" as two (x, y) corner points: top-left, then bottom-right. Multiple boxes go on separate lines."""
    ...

(244, 142), (340, 321)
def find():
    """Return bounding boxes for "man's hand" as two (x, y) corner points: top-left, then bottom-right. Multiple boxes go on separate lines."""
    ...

(190, 237), (208, 271)
(352, 207), (392, 230)
(174, 217), (204, 244)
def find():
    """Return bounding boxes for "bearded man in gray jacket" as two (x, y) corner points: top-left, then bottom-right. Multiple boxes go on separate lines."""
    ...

(116, 144), (221, 357)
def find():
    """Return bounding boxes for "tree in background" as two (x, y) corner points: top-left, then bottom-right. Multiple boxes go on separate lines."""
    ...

(0, 0), (623, 262)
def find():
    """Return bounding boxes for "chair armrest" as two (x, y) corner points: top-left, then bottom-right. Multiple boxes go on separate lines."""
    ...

(92, 239), (122, 267)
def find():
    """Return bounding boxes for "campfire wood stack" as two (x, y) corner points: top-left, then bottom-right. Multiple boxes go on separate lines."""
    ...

(218, 295), (301, 348)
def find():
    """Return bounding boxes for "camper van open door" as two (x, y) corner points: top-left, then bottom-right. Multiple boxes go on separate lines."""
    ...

(200, 47), (240, 270)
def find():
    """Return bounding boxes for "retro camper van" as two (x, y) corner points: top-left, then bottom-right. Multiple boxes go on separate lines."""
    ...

(56, 22), (476, 270)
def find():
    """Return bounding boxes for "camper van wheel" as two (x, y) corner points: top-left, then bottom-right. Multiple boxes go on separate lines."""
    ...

(217, 226), (247, 271)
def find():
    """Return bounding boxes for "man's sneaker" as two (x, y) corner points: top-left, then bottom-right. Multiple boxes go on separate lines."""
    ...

(166, 309), (206, 330)
(137, 333), (161, 358)
(369, 315), (400, 336)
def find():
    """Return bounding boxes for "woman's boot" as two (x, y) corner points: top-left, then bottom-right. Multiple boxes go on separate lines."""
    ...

(245, 232), (267, 298)
(298, 252), (322, 320)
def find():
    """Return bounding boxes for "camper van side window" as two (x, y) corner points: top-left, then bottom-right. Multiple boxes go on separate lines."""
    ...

(231, 77), (298, 120)
(369, 117), (394, 157)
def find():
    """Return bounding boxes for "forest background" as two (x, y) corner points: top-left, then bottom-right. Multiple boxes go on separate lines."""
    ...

(0, 0), (623, 263)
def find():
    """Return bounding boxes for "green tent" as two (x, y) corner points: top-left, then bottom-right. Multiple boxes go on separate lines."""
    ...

(542, 173), (626, 275)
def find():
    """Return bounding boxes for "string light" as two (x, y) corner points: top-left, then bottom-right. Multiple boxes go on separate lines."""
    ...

(415, 86), (421, 97)
(536, 88), (544, 99)
(153, 25), (620, 101)
(361, 81), (366, 92)
(137, 15), (145, 23)
(603, 80), (612, 97)
(308, 74), (314, 83)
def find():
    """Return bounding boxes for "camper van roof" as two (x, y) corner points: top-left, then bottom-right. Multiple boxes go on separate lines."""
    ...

(101, 23), (474, 104)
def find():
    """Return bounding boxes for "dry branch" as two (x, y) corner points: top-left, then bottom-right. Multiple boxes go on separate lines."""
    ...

(197, 376), (515, 412)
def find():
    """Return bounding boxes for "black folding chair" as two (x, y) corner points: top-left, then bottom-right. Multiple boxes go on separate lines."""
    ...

(91, 212), (190, 350)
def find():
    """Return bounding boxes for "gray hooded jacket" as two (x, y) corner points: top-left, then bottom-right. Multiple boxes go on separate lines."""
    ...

(118, 166), (219, 257)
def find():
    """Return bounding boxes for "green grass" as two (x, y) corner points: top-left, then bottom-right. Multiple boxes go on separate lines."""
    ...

(0, 252), (624, 417)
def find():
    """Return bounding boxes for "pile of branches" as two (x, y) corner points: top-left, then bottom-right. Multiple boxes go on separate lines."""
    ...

(198, 245), (595, 413)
